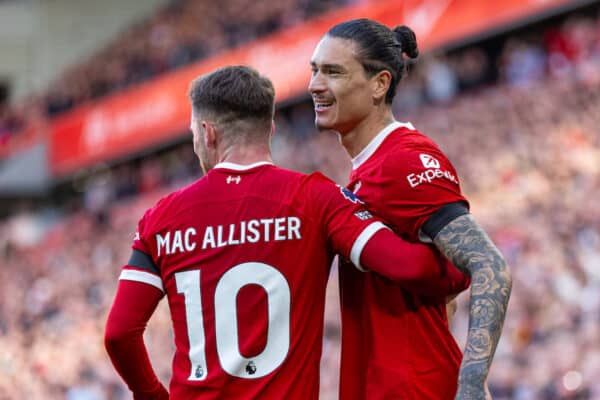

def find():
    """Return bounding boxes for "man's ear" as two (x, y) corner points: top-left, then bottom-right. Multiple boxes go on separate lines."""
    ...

(372, 70), (392, 103)
(202, 120), (217, 148)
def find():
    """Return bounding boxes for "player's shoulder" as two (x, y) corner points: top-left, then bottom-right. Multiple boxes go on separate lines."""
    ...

(301, 171), (363, 205)
(303, 170), (333, 184)
(387, 123), (444, 155)
(299, 171), (343, 195)
(266, 164), (307, 181)
(258, 165), (331, 189)
(140, 178), (203, 225)
(381, 123), (449, 169)
(254, 165), (313, 194)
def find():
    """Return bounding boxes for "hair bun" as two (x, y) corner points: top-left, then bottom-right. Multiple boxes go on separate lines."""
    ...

(393, 25), (419, 59)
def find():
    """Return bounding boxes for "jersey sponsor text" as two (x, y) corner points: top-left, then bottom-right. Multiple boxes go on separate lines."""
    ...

(407, 168), (459, 188)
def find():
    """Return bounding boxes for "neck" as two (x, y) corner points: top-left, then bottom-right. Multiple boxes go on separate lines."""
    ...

(339, 108), (395, 158)
(219, 143), (273, 166)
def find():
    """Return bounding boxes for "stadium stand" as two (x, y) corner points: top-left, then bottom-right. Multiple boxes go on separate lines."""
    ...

(1, 1), (600, 399)
(0, 0), (351, 141)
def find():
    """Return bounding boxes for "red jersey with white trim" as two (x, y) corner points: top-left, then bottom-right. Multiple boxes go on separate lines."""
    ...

(339, 122), (471, 400)
(120, 162), (385, 400)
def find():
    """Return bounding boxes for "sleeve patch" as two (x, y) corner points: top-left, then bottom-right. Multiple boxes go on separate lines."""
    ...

(354, 210), (373, 221)
(339, 185), (364, 204)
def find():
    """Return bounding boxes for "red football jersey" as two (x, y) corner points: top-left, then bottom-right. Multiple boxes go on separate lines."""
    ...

(339, 122), (471, 400)
(119, 162), (386, 400)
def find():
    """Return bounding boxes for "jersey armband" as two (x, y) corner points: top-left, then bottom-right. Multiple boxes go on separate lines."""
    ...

(120, 250), (164, 292)
(419, 201), (469, 242)
(127, 249), (160, 275)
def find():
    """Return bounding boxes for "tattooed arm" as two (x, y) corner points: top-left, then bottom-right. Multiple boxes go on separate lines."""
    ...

(432, 214), (512, 400)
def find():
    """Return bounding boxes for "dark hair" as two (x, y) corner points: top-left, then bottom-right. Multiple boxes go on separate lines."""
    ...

(327, 19), (419, 103)
(188, 65), (275, 133)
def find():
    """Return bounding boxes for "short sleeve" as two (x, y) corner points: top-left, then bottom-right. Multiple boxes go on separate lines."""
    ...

(305, 173), (387, 271)
(379, 144), (468, 241)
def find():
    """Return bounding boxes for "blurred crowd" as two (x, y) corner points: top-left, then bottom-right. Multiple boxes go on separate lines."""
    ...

(0, 0), (351, 149)
(393, 13), (600, 109)
(2, 4), (600, 400)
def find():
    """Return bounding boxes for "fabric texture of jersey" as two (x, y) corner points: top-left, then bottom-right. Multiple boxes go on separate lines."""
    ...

(119, 162), (384, 400)
(340, 122), (471, 400)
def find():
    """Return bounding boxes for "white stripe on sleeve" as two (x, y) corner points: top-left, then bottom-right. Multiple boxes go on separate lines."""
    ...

(349, 221), (388, 272)
(119, 269), (164, 292)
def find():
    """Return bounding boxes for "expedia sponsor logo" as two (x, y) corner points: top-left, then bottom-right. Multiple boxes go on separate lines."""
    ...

(420, 153), (440, 169)
(407, 168), (459, 188)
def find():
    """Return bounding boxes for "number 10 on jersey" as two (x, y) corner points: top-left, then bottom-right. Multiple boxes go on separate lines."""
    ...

(175, 262), (291, 380)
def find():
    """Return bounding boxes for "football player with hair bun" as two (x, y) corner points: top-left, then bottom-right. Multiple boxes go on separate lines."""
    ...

(105, 65), (475, 400)
(309, 18), (511, 400)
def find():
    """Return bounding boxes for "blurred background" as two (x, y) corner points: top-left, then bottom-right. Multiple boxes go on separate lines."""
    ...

(1, 0), (600, 398)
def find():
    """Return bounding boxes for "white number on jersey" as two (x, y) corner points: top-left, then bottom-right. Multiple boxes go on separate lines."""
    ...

(175, 262), (291, 381)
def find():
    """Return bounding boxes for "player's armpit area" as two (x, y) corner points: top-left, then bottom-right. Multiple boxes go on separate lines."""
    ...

(105, 280), (168, 400)
(360, 228), (449, 283)
(431, 214), (512, 393)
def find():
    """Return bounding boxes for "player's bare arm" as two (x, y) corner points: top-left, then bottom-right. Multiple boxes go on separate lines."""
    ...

(432, 213), (512, 400)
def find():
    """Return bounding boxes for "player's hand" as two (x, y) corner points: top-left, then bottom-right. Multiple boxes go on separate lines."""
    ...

(454, 381), (492, 400)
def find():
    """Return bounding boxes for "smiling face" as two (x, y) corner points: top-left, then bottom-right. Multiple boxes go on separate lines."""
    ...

(308, 36), (378, 135)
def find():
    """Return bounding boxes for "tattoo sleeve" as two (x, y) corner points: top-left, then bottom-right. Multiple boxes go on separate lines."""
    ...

(432, 214), (512, 392)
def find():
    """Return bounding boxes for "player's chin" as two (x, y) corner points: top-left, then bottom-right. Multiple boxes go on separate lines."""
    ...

(315, 116), (336, 132)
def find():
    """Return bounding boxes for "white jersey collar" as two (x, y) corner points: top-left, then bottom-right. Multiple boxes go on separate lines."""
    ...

(351, 121), (415, 170)
(213, 161), (273, 171)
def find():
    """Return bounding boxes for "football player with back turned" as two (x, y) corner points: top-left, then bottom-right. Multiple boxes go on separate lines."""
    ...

(105, 65), (471, 399)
